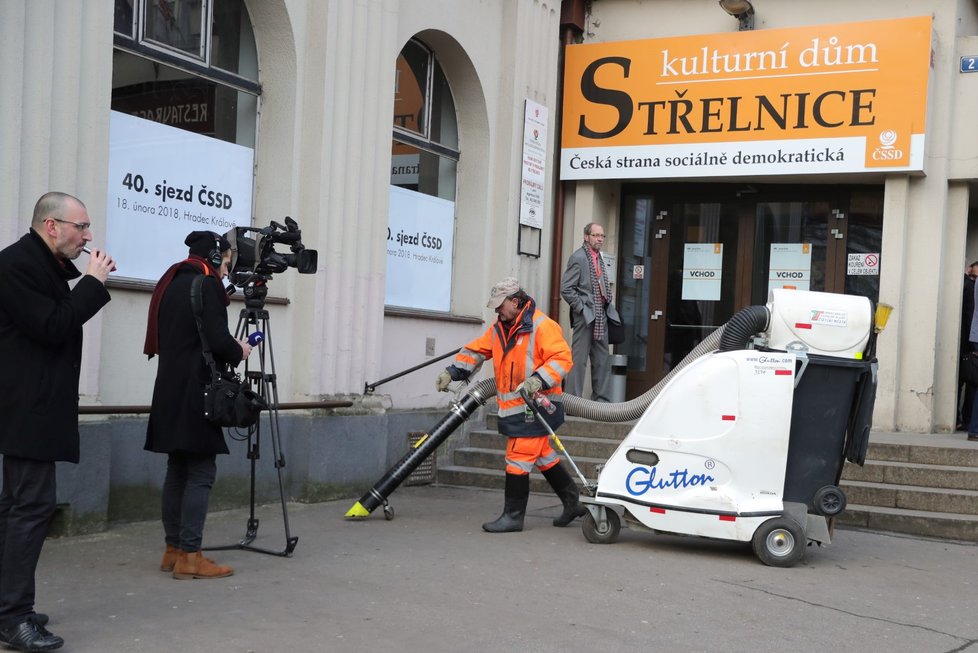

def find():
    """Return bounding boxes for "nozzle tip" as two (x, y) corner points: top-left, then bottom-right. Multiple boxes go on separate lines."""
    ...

(344, 502), (370, 520)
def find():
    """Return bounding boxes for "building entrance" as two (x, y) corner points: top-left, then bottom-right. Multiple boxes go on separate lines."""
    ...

(616, 183), (883, 398)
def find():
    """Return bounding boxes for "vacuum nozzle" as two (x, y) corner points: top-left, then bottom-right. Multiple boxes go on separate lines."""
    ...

(344, 501), (370, 520)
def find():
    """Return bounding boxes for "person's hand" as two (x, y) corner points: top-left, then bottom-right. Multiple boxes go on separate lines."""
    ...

(238, 339), (253, 359)
(85, 249), (116, 283)
(435, 371), (452, 392)
(516, 376), (543, 397)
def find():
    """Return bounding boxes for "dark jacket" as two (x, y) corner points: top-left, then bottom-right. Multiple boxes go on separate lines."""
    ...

(964, 275), (975, 356)
(144, 264), (242, 455)
(0, 230), (111, 463)
(560, 245), (620, 327)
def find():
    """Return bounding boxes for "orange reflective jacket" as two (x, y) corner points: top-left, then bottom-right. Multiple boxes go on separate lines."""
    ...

(450, 298), (572, 437)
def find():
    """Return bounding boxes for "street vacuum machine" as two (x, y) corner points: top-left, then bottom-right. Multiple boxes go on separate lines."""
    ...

(578, 288), (891, 567)
(346, 288), (890, 568)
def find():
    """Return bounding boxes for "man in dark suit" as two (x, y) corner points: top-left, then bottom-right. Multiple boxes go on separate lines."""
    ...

(0, 192), (113, 651)
(960, 261), (978, 431)
(560, 222), (620, 401)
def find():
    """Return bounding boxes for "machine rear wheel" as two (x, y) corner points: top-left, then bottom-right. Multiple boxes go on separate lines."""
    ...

(752, 517), (806, 567)
(813, 485), (847, 516)
(582, 508), (621, 544)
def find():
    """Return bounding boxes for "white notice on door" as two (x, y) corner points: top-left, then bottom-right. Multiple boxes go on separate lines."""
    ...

(768, 243), (812, 295)
(682, 243), (722, 301)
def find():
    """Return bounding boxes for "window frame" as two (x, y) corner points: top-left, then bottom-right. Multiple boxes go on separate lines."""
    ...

(113, 0), (260, 95)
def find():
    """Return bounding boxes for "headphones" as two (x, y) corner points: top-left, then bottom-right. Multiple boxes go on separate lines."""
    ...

(207, 236), (223, 268)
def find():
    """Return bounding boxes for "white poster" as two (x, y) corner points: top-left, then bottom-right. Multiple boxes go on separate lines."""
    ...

(682, 243), (723, 301)
(519, 99), (549, 228)
(768, 243), (812, 294)
(106, 111), (254, 281)
(385, 186), (455, 311)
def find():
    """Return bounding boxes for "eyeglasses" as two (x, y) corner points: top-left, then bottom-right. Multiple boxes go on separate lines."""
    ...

(51, 218), (91, 232)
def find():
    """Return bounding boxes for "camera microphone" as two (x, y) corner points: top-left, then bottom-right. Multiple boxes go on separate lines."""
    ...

(248, 331), (265, 346)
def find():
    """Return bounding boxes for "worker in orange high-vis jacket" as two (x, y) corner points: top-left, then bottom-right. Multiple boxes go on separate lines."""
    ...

(435, 277), (586, 533)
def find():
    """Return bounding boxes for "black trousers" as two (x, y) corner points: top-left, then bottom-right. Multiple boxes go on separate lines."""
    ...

(0, 456), (56, 627)
(162, 453), (217, 552)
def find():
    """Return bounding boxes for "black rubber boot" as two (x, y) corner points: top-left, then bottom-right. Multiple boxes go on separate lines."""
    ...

(543, 463), (587, 527)
(483, 473), (530, 533)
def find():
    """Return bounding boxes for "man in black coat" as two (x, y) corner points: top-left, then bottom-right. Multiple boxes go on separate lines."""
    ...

(144, 231), (251, 580)
(960, 261), (978, 431)
(0, 192), (114, 652)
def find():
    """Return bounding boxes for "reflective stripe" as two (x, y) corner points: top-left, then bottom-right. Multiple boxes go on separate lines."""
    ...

(524, 316), (542, 383)
(505, 457), (534, 473)
(535, 450), (559, 469)
(498, 404), (526, 418)
(455, 347), (486, 372)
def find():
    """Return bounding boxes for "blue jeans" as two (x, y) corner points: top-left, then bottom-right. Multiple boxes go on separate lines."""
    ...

(162, 453), (217, 552)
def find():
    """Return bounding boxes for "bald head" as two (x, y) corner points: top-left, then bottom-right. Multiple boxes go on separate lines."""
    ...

(31, 192), (85, 229)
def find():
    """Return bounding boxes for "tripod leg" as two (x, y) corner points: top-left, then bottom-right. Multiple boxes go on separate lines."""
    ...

(204, 308), (297, 557)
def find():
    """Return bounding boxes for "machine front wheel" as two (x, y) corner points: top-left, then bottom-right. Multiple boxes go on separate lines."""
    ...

(752, 517), (806, 567)
(582, 508), (621, 544)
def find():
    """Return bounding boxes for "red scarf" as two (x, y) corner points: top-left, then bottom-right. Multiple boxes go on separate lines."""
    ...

(143, 255), (225, 358)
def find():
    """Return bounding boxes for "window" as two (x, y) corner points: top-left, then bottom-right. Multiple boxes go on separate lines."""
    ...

(112, 0), (259, 146)
(386, 40), (460, 313)
(106, 0), (259, 283)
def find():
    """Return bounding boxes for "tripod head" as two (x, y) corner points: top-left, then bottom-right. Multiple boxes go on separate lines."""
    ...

(233, 273), (272, 310)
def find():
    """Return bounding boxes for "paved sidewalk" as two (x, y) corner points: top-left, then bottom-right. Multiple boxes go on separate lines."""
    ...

(35, 484), (978, 653)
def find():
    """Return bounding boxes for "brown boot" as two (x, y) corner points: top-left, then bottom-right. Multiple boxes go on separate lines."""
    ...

(160, 544), (179, 572)
(172, 550), (234, 580)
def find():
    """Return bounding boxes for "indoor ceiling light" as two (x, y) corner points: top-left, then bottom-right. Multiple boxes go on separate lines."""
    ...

(718, 0), (755, 31)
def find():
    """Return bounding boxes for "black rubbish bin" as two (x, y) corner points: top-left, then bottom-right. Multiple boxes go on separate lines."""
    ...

(782, 354), (875, 513)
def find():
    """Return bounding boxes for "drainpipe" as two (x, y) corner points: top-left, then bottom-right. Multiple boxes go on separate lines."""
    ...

(549, 0), (586, 317)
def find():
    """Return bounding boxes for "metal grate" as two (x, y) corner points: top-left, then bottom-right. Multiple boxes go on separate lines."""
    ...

(405, 431), (436, 485)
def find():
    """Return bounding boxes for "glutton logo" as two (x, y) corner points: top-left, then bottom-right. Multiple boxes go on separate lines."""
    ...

(626, 465), (716, 496)
(872, 129), (904, 161)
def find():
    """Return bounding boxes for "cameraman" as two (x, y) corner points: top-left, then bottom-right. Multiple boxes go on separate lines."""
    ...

(143, 231), (252, 579)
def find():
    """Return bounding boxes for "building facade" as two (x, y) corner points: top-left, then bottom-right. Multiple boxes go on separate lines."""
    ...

(1, 0), (976, 530)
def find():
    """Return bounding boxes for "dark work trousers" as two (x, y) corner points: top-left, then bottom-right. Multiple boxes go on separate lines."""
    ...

(0, 456), (57, 628)
(162, 452), (217, 552)
(959, 375), (976, 429)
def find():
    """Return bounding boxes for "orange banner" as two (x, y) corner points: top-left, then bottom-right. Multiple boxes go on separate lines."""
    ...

(561, 16), (932, 179)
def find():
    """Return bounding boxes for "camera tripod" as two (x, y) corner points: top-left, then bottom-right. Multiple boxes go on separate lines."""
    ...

(204, 280), (298, 557)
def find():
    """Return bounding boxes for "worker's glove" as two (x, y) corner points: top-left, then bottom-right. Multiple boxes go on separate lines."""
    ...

(435, 370), (452, 392)
(517, 376), (543, 397)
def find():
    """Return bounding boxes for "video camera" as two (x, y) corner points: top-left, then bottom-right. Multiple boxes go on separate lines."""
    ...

(223, 217), (318, 286)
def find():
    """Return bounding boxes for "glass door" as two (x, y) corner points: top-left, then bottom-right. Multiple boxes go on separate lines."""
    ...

(617, 183), (883, 398)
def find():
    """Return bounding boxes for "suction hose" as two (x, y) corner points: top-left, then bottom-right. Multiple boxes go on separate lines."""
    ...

(344, 377), (496, 519)
(562, 325), (724, 422)
(561, 304), (767, 421)
(718, 305), (770, 352)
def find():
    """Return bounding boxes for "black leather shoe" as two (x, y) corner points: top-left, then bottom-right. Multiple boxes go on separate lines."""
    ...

(0, 619), (63, 651)
(29, 615), (48, 628)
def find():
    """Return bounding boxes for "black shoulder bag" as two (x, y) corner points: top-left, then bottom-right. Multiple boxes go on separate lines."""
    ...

(190, 275), (267, 428)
